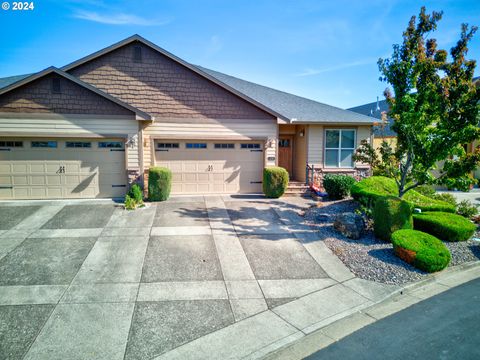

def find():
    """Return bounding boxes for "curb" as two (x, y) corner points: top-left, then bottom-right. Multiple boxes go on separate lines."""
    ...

(260, 261), (480, 360)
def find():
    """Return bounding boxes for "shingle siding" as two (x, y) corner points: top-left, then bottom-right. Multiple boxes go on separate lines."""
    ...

(0, 73), (133, 116)
(68, 41), (274, 120)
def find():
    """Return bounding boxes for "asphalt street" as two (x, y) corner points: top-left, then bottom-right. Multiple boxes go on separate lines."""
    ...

(307, 278), (480, 360)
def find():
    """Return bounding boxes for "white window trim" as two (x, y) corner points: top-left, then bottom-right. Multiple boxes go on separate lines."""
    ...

(324, 129), (356, 168)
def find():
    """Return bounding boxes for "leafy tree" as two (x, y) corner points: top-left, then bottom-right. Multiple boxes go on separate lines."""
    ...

(373, 7), (480, 197)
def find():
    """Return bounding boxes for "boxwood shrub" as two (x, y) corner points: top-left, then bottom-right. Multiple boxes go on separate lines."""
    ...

(391, 229), (451, 273)
(323, 174), (356, 200)
(413, 211), (476, 242)
(148, 167), (172, 201)
(373, 196), (413, 241)
(263, 167), (289, 198)
(351, 176), (455, 213)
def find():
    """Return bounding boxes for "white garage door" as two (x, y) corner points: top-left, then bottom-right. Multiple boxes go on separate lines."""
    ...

(155, 140), (264, 194)
(0, 138), (127, 199)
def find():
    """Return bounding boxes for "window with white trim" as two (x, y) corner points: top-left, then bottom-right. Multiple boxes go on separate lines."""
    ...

(157, 143), (179, 149)
(66, 141), (91, 148)
(240, 143), (260, 149)
(98, 141), (124, 149)
(0, 141), (23, 148)
(214, 143), (234, 149)
(186, 143), (207, 149)
(32, 141), (57, 148)
(324, 129), (355, 168)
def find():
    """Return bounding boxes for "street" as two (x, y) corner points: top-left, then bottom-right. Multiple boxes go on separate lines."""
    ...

(307, 278), (480, 360)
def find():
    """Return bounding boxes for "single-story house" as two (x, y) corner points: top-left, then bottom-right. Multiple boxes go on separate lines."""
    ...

(0, 35), (375, 200)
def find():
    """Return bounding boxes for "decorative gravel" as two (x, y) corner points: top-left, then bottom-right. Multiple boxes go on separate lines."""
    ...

(304, 198), (480, 285)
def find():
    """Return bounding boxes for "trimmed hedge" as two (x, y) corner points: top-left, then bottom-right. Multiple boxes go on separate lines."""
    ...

(373, 196), (413, 241)
(128, 183), (143, 204)
(323, 174), (357, 200)
(413, 211), (476, 242)
(263, 167), (289, 198)
(148, 167), (172, 201)
(351, 176), (455, 213)
(391, 229), (451, 273)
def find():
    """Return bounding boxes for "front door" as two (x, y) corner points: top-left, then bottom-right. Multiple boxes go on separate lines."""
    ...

(278, 136), (293, 176)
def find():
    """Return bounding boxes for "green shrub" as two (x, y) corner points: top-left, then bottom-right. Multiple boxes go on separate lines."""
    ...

(323, 174), (357, 200)
(413, 211), (477, 242)
(432, 193), (457, 207)
(148, 167), (172, 201)
(124, 195), (136, 210)
(456, 199), (478, 218)
(415, 185), (436, 198)
(351, 176), (455, 212)
(373, 196), (413, 241)
(128, 183), (144, 204)
(391, 229), (451, 273)
(263, 167), (289, 198)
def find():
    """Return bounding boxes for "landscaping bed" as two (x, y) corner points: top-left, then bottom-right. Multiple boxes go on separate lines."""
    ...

(304, 198), (480, 285)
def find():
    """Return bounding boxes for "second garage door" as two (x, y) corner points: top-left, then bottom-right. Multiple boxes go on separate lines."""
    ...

(0, 138), (127, 199)
(155, 140), (264, 194)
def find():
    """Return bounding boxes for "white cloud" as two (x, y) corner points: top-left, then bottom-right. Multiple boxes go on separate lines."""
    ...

(73, 10), (170, 26)
(295, 58), (377, 77)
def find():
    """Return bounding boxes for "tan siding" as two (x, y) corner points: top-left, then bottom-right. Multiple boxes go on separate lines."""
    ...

(142, 118), (277, 168)
(307, 124), (373, 168)
(293, 125), (307, 181)
(0, 73), (133, 116)
(0, 116), (140, 169)
(69, 42), (275, 120)
(307, 125), (323, 165)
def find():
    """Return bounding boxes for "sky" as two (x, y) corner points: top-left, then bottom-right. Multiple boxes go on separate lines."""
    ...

(0, 0), (479, 109)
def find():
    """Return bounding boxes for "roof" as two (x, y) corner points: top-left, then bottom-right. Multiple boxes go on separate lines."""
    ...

(0, 67), (153, 120)
(0, 34), (375, 125)
(348, 99), (396, 137)
(195, 66), (375, 124)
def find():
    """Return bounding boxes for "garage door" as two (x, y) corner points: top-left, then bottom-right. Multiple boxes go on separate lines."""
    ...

(0, 138), (127, 199)
(155, 140), (264, 194)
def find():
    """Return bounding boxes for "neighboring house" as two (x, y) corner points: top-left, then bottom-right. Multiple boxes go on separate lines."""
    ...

(0, 35), (374, 200)
(348, 97), (397, 150)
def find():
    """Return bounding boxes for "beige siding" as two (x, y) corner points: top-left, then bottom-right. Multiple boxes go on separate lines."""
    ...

(293, 125), (307, 181)
(142, 118), (277, 168)
(307, 124), (373, 168)
(0, 116), (140, 169)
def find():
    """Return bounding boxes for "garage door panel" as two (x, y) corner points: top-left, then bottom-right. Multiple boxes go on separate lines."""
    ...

(155, 140), (263, 194)
(0, 138), (127, 200)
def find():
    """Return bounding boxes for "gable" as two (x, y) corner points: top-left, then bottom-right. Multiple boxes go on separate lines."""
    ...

(0, 73), (134, 116)
(67, 41), (275, 120)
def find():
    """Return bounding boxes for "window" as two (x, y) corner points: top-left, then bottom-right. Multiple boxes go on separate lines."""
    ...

(279, 139), (290, 147)
(0, 141), (23, 147)
(214, 143), (234, 149)
(32, 141), (57, 148)
(51, 78), (61, 94)
(157, 143), (179, 149)
(186, 143), (207, 149)
(324, 129), (355, 168)
(66, 141), (91, 148)
(133, 46), (142, 62)
(99, 141), (123, 149)
(240, 143), (261, 149)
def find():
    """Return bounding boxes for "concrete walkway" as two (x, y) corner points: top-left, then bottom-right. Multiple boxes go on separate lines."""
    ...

(0, 195), (478, 360)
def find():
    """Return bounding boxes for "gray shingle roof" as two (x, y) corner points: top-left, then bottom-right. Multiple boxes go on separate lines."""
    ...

(348, 99), (396, 137)
(195, 66), (375, 124)
(0, 74), (31, 89)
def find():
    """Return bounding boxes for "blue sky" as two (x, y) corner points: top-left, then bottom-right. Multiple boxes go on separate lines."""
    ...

(0, 0), (479, 108)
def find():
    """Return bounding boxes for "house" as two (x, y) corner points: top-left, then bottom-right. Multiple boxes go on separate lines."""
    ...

(0, 35), (375, 200)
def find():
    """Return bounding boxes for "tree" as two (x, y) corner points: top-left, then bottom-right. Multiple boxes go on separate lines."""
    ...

(375, 7), (480, 197)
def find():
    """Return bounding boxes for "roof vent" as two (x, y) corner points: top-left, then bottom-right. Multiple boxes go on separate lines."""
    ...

(51, 78), (61, 94)
(133, 46), (142, 63)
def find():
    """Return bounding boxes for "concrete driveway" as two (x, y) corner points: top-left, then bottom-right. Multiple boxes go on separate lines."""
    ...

(0, 195), (389, 360)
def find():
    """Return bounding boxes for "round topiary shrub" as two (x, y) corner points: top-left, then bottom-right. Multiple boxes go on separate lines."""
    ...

(148, 167), (172, 201)
(263, 167), (289, 198)
(322, 174), (357, 200)
(413, 211), (476, 242)
(391, 229), (451, 273)
(373, 196), (413, 241)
